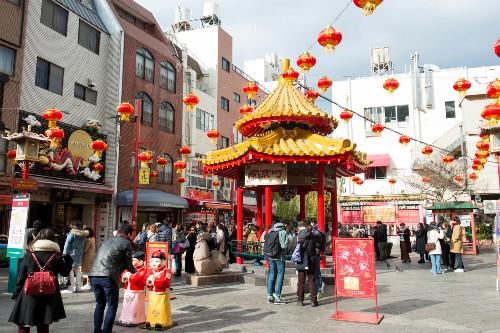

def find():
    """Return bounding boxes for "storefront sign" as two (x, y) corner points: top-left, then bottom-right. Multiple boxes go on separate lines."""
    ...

(187, 189), (212, 200)
(363, 205), (396, 223)
(12, 178), (38, 191)
(245, 164), (287, 186)
(67, 130), (94, 167)
(51, 189), (73, 202)
(139, 166), (150, 185)
(7, 194), (30, 258)
(0, 194), (13, 205)
(145, 242), (170, 269)
(397, 204), (420, 210)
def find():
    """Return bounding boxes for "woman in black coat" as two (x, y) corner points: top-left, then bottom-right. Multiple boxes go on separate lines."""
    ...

(415, 223), (427, 264)
(9, 228), (73, 333)
(184, 227), (197, 274)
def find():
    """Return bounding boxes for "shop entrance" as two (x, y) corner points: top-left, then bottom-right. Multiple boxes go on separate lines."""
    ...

(29, 202), (53, 229)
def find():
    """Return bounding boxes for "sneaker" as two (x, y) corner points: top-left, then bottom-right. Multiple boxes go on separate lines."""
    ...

(317, 292), (323, 300)
(267, 296), (274, 304)
(274, 297), (287, 305)
(80, 284), (92, 291)
(61, 289), (74, 294)
(454, 268), (465, 273)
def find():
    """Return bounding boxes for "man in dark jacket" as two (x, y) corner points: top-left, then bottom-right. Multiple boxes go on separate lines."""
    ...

(296, 222), (319, 307)
(374, 221), (388, 261)
(157, 220), (173, 243)
(90, 222), (136, 333)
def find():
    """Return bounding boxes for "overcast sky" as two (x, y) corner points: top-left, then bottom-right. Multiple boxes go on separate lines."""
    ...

(136, 0), (499, 81)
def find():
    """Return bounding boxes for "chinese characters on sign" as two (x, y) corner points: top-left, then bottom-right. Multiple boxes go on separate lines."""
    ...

(245, 164), (287, 186)
(7, 194), (30, 258)
(139, 166), (150, 185)
(335, 238), (376, 298)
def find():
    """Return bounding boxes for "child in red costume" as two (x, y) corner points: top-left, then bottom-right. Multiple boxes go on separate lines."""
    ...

(115, 251), (148, 327)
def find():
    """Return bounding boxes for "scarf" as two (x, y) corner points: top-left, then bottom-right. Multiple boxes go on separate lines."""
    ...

(32, 239), (60, 252)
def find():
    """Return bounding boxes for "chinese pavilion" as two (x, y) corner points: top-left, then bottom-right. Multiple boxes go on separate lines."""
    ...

(203, 59), (371, 266)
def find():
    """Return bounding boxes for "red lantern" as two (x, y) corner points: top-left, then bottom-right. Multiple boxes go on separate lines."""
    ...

(304, 89), (319, 103)
(475, 151), (490, 159)
(207, 129), (220, 142)
(399, 135), (411, 146)
(116, 102), (134, 122)
(242, 82), (259, 100)
(44, 127), (64, 149)
(91, 140), (108, 158)
(442, 154), (454, 164)
(339, 110), (353, 123)
(494, 38), (500, 57)
(317, 26), (342, 53)
(472, 163), (484, 171)
(371, 123), (384, 136)
(317, 76), (332, 92)
(422, 176), (431, 183)
(178, 176), (186, 183)
(479, 132), (490, 141)
(383, 77), (399, 94)
(239, 104), (253, 115)
(150, 170), (158, 178)
(481, 103), (500, 126)
(296, 52), (316, 72)
(453, 77), (471, 96)
(351, 176), (361, 183)
(174, 160), (187, 174)
(93, 162), (104, 174)
(212, 180), (220, 187)
(486, 78), (500, 103)
(421, 145), (433, 157)
(388, 178), (396, 185)
(183, 93), (199, 111)
(157, 157), (168, 167)
(469, 173), (478, 181)
(138, 151), (153, 163)
(353, 0), (383, 15)
(43, 108), (63, 128)
(473, 158), (484, 166)
(476, 141), (490, 151)
(282, 67), (299, 84)
(179, 146), (192, 156)
(454, 175), (464, 182)
(7, 149), (16, 164)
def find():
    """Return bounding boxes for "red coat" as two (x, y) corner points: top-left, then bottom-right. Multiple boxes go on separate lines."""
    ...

(121, 266), (148, 291)
(145, 267), (172, 292)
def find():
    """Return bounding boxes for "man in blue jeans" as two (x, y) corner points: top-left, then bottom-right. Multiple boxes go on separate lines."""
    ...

(89, 222), (136, 333)
(264, 221), (289, 305)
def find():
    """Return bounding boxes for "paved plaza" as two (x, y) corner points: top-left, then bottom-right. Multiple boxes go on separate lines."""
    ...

(0, 250), (499, 333)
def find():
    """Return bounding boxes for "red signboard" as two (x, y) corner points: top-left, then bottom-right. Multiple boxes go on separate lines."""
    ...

(0, 195), (13, 205)
(187, 189), (212, 200)
(341, 210), (363, 224)
(145, 242), (170, 269)
(12, 178), (38, 191)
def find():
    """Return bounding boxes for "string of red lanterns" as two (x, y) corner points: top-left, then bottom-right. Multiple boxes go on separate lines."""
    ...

(339, 110), (353, 123)
(304, 89), (320, 103)
(317, 76), (333, 92)
(453, 77), (471, 96)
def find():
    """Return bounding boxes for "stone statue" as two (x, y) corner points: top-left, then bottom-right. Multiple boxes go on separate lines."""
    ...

(193, 234), (227, 275)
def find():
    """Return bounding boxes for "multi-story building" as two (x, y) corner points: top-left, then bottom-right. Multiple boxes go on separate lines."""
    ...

(170, 2), (267, 226)
(331, 51), (500, 234)
(109, 0), (186, 231)
(13, 0), (122, 242)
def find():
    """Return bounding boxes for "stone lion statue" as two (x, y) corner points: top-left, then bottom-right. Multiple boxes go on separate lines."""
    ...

(193, 234), (227, 276)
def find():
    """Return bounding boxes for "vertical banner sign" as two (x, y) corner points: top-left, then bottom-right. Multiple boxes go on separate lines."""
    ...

(331, 238), (383, 324)
(146, 242), (170, 269)
(496, 200), (500, 292)
(7, 194), (30, 258)
(139, 166), (150, 185)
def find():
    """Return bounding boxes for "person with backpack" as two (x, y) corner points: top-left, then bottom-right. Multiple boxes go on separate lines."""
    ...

(9, 228), (73, 333)
(264, 220), (288, 305)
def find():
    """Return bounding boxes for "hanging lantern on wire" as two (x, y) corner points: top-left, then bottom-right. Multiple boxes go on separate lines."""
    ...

(90, 140), (108, 158)
(116, 102), (134, 122)
(476, 141), (490, 151)
(353, 0), (383, 16)
(486, 78), (500, 104)
(371, 123), (384, 136)
(442, 154), (454, 164)
(422, 176), (431, 183)
(242, 82), (259, 100)
(475, 151), (490, 159)
(296, 52), (316, 72)
(317, 76), (332, 92)
(495, 39), (500, 57)
(481, 103), (500, 126)
(150, 170), (158, 178)
(137, 151), (153, 168)
(93, 162), (104, 175)
(282, 67), (299, 85)
(421, 145), (433, 157)
(207, 129), (220, 143)
(399, 135), (411, 146)
(157, 157), (168, 168)
(44, 127), (65, 149)
(212, 180), (220, 188)
(453, 77), (471, 96)
(43, 108), (63, 128)
(304, 89), (320, 103)
(174, 160), (187, 174)
(179, 146), (192, 158)
(178, 176), (186, 183)
(454, 175), (464, 182)
(469, 173), (478, 181)
(183, 93), (199, 111)
(472, 163), (484, 172)
(317, 26), (342, 53)
(339, 110), (353, 123)
(239, 104), (253, 115)
(383, 78), (399, 94)
(388, 178), (396, 185)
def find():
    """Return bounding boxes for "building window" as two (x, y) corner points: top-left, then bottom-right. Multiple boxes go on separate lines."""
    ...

(364, 107), (383, 135)
(136, 48), (154, 82)
(159, 101), (175, 133)
(78, 20), (100, 54)
(196, 108), (214, 132)
(160, 61), (175, 92)
(40, 0), (68, 36)
(6, 0), (22, 6)
(220, 136), (230, 148)
(74, 83), (97, 104)
(366, 167), (387, 180)
(222, 57), (230, 72)
(445, 101), (455, 118)
(136, 91), (152, 126)
(221, 96), (229, 111)
(159, 153), (173, 185)
(384, 105), (409, 126)
(35, 58), (64, 95)
(0, 46), (15, 76)
(233, 92), (240, 103)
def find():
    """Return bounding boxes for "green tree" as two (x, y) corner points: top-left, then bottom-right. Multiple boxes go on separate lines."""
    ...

(274, 193), (299, 221)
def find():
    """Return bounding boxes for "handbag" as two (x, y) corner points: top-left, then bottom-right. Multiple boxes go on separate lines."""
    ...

(425, 243), (436, 252)
(24, 252), (57, 296)
(291, 243), (302, 264)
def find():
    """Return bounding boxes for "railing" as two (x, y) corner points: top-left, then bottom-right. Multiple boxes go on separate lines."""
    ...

(230, 240), (292, 261)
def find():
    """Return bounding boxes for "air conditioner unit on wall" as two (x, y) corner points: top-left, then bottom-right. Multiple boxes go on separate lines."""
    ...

(483, 200), (497, 215)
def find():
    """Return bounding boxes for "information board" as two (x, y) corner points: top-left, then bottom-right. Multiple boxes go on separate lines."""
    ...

(145, 242), (170, 269)
(7, 194), (30, 258)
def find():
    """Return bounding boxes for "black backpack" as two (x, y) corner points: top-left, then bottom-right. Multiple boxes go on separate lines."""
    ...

(264, 230), (282, 259)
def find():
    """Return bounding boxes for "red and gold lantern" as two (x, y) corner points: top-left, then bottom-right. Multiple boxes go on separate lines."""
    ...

(7, 149), (16, 164)
(453, 77), (471, 96)
(475, 151), (490, 159)
(339, 110), (353, 123)
(476, 141), (490, 151)
(178, 176), (186, 183)
(207, 129), (220, 142)
(138, 151), (153, 168)
(93, 162), (104, 174)
(422, 176), (431, 183)
(472, 163), (484, 172)
(353, 0), (383, 16)
(454, 175), (464, 182)
(442, 154), (454, 164)
(212, 180), (220, 187)
(183, 93), (199, 111)
(481, 103), (500, 126)
(296, 52), (316, 72)
(479, 132), (490, 141)
(421, 145), (433, 157)
(174, 160), (187, 174)
(469, 173), (478, 181)
(242, 82), (259, 100)
(317, 76), (332, 92)
(239, 104), (253, 115)
(157, 157), (168, 168)
(43, 108), (63, 128)
(371, 123), (384, 136)
(179, 146), (191, 157)
(399, 135), (411, 146)
(495, 39), (500, 57)
(91, 140), (108, 158)
(116, 102), (134, 122)
(150, 170), (158, 178)
(317, 26), (342, 53)
(486, 78), (500, 103)
(383, 77), (399, 94)
(388, 178), (396, 185)
(282, 67), (299, 85)
(304, 89), (320, 103)
(44, 127), (64, 149)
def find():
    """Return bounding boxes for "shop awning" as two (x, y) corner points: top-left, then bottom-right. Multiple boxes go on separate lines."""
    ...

(367, 154), (390, 167)
(117, 189), (188, 209)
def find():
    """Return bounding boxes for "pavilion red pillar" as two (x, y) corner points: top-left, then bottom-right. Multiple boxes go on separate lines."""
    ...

(299, 192), (306, 221)
(317, 165), (326, 268)
(236, 186), (244, 264)
(265, 186), (272, 229)
(256, 189), (263, 238)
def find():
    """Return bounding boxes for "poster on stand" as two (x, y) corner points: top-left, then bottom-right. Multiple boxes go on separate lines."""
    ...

(146, 242), (170, 269)
(7, 194), (30, 258)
